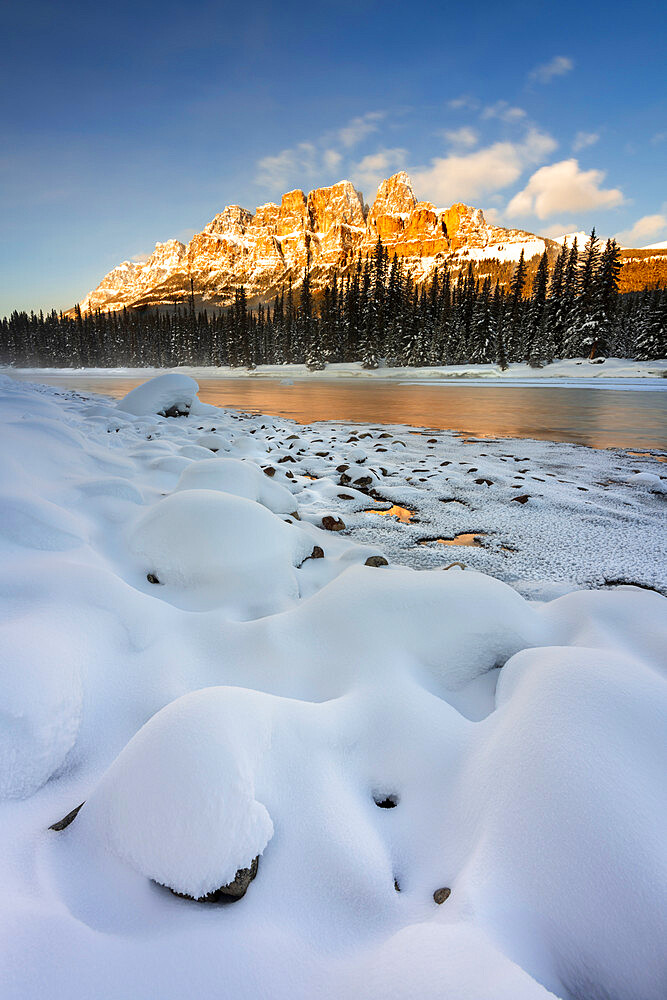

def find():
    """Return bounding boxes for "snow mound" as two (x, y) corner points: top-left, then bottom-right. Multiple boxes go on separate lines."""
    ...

(116, 374), (199, 416)
(83, 687), (274, 898)
(0, 615), (82, 799)
(175, 458), (296, 515)
(127, 489), (311, 613)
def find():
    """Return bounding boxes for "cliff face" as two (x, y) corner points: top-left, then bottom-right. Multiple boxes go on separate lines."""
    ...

(79, 172), (556, 313)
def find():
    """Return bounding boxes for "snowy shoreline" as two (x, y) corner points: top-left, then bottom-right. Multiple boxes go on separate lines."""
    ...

(1, 372), (666, 1000)
(4, 356), (667, 385)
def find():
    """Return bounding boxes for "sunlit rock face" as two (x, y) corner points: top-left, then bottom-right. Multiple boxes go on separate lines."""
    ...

(79, 173), (555, 313)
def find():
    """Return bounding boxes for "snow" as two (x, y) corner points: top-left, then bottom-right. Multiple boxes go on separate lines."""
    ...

(8, 356), (667, 383)
(175, 457), (297, 513)
(459, 238), (547, 262)
(127, 489), (311, 613)
(0, 372), (666, 1000)
(83, 687), (274, 897)
(642, 240), (667, 250)
(116, 372), (200, 415)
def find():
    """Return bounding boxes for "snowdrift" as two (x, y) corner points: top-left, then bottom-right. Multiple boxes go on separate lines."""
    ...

(0, 372), (665, 1000)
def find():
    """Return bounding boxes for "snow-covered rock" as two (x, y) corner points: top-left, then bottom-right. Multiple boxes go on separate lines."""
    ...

(82, 687), (274, 898)
(116, 373), (199, 417)
(127, 489), (310, 613)
(175, 458), (296, 514)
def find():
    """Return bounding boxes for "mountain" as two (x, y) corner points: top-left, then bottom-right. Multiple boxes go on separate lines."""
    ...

(642, 240), (667, 251)
(79, 172), (559, 314)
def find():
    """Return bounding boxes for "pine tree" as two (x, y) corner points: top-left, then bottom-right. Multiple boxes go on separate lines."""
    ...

(492, 282), (509, 370)
(506, 249), (527, 360)
(526, 251), (549, 366)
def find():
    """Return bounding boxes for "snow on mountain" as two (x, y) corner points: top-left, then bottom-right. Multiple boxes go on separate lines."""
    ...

(78, 173), (558, 314)
(642, 240), (667, 250)
(552, 231), (589, 248)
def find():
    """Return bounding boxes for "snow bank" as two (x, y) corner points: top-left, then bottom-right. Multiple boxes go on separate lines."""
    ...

(0, 373), (666, 1000)
(116, 373), (199, 416)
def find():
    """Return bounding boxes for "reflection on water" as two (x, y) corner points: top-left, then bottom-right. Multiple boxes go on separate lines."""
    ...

(626, 451), (667, 463)
(365, 504), (415, 523)
(420, 533), (487, 547)
(7, 374), (667, 450)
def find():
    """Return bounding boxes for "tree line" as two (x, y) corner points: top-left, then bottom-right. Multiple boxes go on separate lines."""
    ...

(1, 231), (665, 369)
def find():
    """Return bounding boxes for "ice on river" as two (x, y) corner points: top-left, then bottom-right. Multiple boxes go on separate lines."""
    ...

(0, 372), (666, 1000)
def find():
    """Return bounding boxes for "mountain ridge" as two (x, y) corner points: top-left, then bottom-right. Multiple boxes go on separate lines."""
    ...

(77, 172), (562, 314)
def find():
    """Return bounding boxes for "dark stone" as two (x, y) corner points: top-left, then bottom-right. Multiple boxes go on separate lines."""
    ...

(365, 555), (388, 567)
(433, 887), (451, 904)
(147, 573), (161, 585)
(337, 493), (354, 500)
(171, 857), (259, 903)
(511, 494), (530, 504)
(289, 511), (300, 520)
(263, 467), (276, 477)
(49, 801), (85, 831)
(339, 474), (351, 486)
(374, 794), (398, 808)
(394, 878), (401, 892)
(475, 478), (493, 486)
(336, 464), (349, 473)
(309, 545), (325, 560)
(353, 476), (373, 488)
(322, 516), (345, 531)
(160, 404), (190, 418)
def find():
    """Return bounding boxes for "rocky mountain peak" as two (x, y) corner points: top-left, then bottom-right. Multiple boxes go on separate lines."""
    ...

(78, 173), (557, 314)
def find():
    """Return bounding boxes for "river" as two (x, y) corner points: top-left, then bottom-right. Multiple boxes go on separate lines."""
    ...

(6, 372), (667, 450)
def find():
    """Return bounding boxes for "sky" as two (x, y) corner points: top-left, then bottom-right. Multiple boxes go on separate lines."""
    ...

(1, 0), (665, 315)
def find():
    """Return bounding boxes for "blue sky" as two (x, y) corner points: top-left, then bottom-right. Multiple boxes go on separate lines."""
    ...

(1, 0), (665, 314)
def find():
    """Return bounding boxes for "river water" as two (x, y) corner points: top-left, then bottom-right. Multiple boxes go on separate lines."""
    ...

(7, 373), (667, 450)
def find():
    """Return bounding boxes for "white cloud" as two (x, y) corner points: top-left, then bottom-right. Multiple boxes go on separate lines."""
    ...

(411, 129), (556, 206)
(481, 101), (527, 123)
(651, 131), (666, 145)
(255, 142), (318, 190)
(483, 206), (503, 224)
(443, 126), (479, 149)
(447, 95), (479, 111)
(131, 253), (151, 263)
(322, 149), (342, 172)
(506, 159), (624, 219)
(572, 131), (599, 152)
(350, 148), (407, 196)
(337, 111), (385, 149)
(529, 55), (574, 84)
(255, 112), (388, 191)
(542, 222), (580, 238)
(615, 213), (667, 247)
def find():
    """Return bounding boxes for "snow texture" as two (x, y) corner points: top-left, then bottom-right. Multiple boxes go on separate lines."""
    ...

(0, 372), (666, 1000)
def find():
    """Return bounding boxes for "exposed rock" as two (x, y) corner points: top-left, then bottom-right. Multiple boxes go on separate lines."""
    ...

(49, 801), (85, 831)
(78, 173), (557, 315)
(322, 516), (345, 531)
(365, 555), (388, 567)
(433, 886), (451, 904)
(170, 856), (259, 903)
